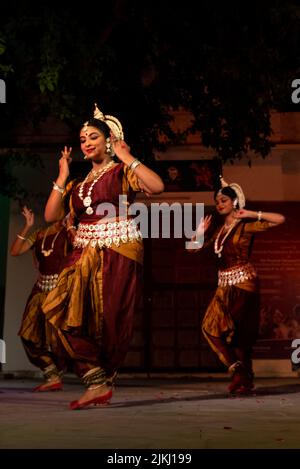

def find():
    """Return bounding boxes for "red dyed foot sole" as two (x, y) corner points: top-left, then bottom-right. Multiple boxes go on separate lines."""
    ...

(33, 382), (63, 392)
(69, 390), (112, 410)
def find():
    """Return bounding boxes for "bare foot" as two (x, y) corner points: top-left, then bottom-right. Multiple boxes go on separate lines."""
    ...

(34, 376), (62, 392)
(76, 384), (111, 405)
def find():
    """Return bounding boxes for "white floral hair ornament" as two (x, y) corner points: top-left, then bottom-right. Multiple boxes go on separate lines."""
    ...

(93, 103), (124, 140)
(219, 175), (246, 209)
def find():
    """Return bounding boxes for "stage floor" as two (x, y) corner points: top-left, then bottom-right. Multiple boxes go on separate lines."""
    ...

(0, 376), (300, 449)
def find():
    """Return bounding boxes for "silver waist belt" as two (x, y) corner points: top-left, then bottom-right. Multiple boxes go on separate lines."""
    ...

(36, 274), (59, 292)
(73, 219), (142, 249)
(218, 263), (257, 287)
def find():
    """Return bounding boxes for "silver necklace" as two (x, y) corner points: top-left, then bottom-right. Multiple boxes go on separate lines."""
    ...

(78, 161), (114, 215)
(214, 220), (239, 258)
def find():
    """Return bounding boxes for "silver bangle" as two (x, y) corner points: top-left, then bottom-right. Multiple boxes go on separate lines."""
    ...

(17, 234), (27, 241)
(53, 181), (65, 194)
(257, 211), (262, 221)
(128, 159), (141, 172)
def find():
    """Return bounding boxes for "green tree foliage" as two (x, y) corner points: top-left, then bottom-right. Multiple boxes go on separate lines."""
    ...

(0, 0), (300, 187)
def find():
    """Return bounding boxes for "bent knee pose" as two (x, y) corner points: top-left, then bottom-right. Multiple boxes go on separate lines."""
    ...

(42, 103), (164, 409)
(189, 176), (285, 394)
(11, 206), (72, 391)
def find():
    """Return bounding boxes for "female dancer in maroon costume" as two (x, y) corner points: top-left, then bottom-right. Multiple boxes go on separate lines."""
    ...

(11, 206), (73, 391)
(42, 104), (164, 409)
(190, 176), (285, 393)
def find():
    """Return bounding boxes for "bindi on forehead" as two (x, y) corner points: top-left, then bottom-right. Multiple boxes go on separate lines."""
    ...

(80, 128), (102, 138)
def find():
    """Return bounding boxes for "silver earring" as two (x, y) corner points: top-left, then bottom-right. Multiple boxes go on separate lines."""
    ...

(106, 138), (112, 154)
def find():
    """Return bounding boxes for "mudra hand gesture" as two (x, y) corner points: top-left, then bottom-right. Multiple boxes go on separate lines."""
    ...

(22, 205), (34, 228)
(187, 215), (212, 252)
(194, 215), (212, 239)
(59, 146), (72, 179)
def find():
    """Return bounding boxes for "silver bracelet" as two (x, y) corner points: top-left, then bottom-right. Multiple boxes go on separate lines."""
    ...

(17, 234), (27, 241)
(257, 211), (262, 221)
(53, 181), (65, 194)
(128, 159), (141, 172)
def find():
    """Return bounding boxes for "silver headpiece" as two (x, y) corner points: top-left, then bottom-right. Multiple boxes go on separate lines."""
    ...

(82, 103), (124, 139)
(93, 103), (124, 140)
(218, 175), (246, 209)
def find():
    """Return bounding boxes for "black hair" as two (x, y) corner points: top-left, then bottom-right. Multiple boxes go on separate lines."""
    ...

(214, 186), (237, 201)
(80, 118), (110, 138)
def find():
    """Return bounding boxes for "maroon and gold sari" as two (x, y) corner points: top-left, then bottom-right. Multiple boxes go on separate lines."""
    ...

(19, 224), (69, 371)
(202, 220), (270, 367)
(42, 163), (143, 377)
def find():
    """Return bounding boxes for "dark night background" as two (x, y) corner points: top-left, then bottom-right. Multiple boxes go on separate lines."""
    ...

(1, 0), (300, 370)
(1, 0), (300, 199)
(1, 4), (300, 452)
